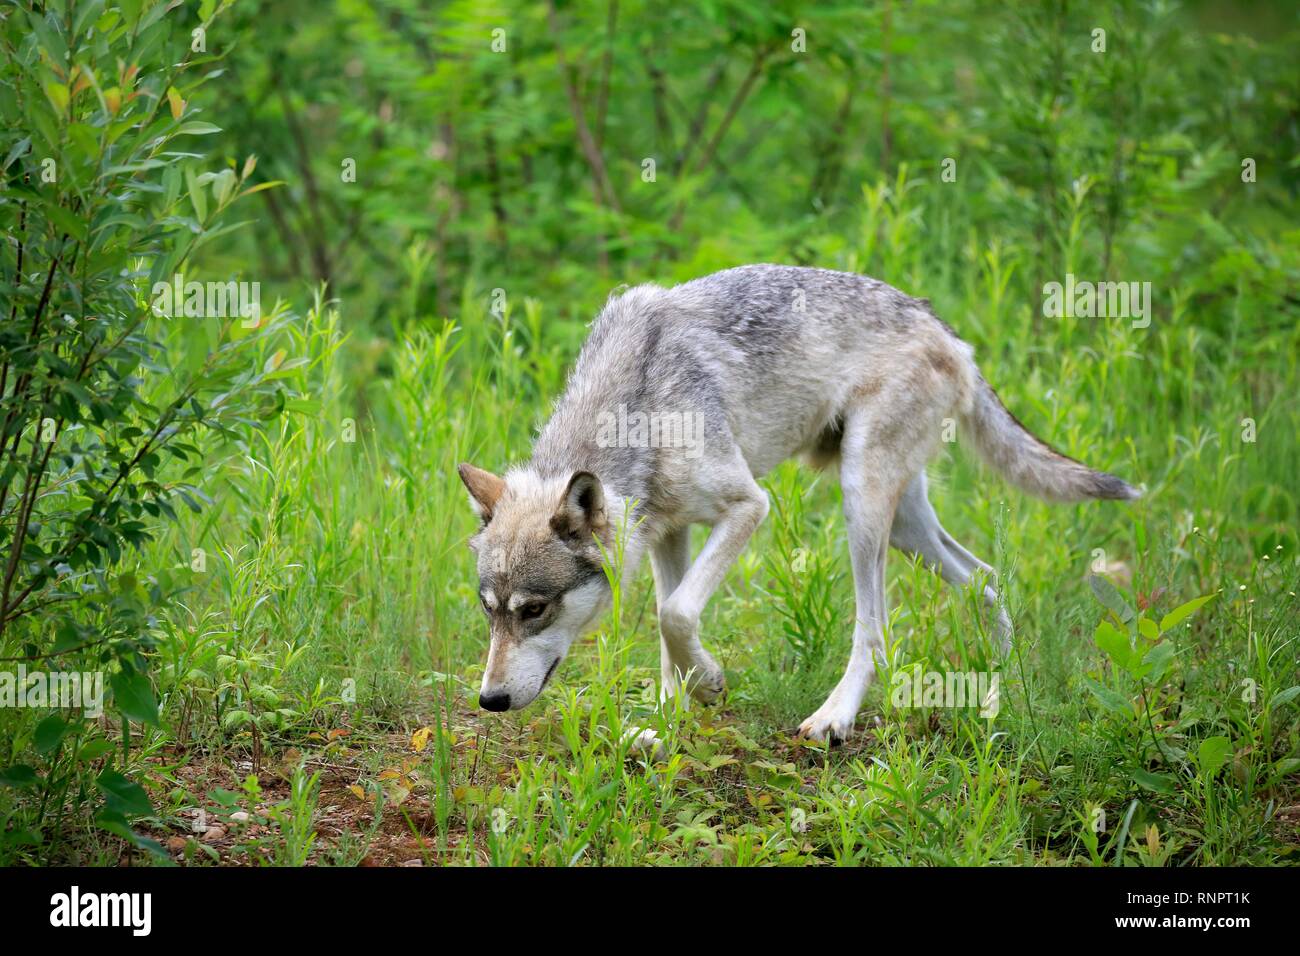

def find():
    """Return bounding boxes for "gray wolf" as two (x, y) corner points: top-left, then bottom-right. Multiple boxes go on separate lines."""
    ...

(458, 264), (1138, 743)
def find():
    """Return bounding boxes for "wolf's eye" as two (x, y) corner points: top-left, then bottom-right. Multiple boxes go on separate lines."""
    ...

(519, 601), (548, 620)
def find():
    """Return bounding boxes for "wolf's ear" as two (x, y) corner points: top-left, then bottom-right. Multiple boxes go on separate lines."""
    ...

(551, 471), (606, 541)
(458, 463), (505, 523)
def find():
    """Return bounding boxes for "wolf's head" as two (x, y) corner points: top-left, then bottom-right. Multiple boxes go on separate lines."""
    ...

(457, 464), (613, 711)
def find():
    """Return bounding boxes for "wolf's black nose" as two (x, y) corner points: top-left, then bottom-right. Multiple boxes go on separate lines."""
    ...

(479, 690), (510, 712)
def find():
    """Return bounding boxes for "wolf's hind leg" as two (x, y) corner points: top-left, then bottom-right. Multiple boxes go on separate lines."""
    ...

(798, 340), (966, 744)
(798, 416), (935, 743)
(797, 427), (896, 742)
(889, 473), (1012, 653)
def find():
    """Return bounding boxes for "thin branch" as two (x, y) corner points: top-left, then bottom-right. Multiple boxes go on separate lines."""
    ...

(544, 0), (630, 267)
(669, 45), (774, 231)
(276, 87), (333, 285)
(657, 72), (760, 213)
(809, 69), (856, 204)
(693, 48), (771, 180)
(544, 0), (625, 222)
(643, 52), (676, 158)
(674, 60), (728, 171)
(880, 0), (893, 172)
(0, 634), (115, 662)
(483, 127), (509, 249)
(261, 188), (305, 279)
(596, 0), (619, 152)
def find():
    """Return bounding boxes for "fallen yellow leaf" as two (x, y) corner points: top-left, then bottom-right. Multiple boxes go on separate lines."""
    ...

(411, 726), (432, 753)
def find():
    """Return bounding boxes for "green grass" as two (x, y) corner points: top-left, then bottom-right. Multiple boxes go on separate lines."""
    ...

(14, 198), (1292, 865)
(4, 149), (1298, 864)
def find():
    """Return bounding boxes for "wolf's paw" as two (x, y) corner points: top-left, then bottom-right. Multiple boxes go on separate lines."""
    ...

(664, 654), (726, 705)
(796, 707), (856, 746)
(683, 659), (726, 704)
(689, 669), (726, 704)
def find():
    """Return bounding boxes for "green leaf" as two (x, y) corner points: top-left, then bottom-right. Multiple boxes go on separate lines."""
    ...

(0, 827), (42, 848)
(96, 768), (154, 818)
(3, 137), (30, 170)
(1267, 686), (1300, 712)
(1083, 677), (1133, 717)
(94, 807), (167, 857)
(186, 163), (208, 221)
(33, 714), (69, 755)
(110, 671), (160, 726)
(1094, 619), (1133, 671)
(1195, 736), (1232, 778)
(175, 121), (223, 136)
(1132, 768), (1177, 794)
(1273, 758), (1300, 781)
(222, 709), (253, 731)
(77, 739), (115, 762)
(94, 807), (135, 840)
(1088, 575), (1135, 623)
(236, 179), (286, 200)
(1159, 594), (1216, 634)
(0, 765), (39, 788)
(212, 167), (237, 206)
(43, 202), (88, 241)
(1143, 641), (1177, 684)
(44, 80), (69, 113)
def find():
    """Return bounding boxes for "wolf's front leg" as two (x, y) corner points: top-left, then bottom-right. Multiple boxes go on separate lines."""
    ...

(649, 526), (697, 702)
(625, 525), (702, 761)
(651, 524), (728, 704)
(656, 486), (769, 703)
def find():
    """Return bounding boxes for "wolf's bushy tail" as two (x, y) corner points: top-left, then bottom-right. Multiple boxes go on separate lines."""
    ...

(960, 375), (1140, 503)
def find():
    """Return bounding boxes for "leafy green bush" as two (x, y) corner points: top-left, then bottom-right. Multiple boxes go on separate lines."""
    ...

(0, 0), (291, 856)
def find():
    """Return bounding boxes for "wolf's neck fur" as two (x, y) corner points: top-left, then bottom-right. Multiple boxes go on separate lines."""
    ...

(526, 285), (672, 520)
(528, 423), (656, 512)
(526, 407), (662, 552)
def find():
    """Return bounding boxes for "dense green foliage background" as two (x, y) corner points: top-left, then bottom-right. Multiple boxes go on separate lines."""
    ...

(1, 0), (1297, 865)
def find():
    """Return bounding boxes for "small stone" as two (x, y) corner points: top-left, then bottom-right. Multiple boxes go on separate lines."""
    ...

(229, 811), (250, 824)
(203, 825), (226, 841)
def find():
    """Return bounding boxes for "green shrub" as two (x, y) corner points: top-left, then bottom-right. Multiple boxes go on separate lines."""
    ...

(0, 0), (289, 858)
